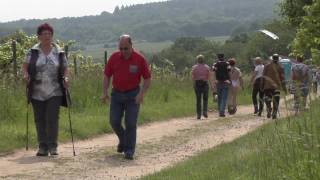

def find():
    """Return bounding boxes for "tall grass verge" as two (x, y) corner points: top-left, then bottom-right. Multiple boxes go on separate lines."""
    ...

(143, 98), (320, 180)
(142, 95), (320, 180)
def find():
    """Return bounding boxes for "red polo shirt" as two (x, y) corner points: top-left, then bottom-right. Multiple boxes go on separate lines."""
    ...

(104, 50), (151, 91)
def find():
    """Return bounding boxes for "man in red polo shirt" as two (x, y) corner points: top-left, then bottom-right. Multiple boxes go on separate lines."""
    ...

(101, 34), (151, 160)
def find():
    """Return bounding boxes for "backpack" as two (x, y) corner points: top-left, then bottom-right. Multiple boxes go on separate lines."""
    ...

(293, 64), (309, 83)
(213, 61), (230, 82)
(27, 49), (70, 107)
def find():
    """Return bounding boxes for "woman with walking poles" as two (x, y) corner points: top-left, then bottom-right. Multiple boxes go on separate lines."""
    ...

(22, 23), (69, 156)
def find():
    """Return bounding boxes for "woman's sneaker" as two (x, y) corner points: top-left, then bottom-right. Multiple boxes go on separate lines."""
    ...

(49, 148), (58, 156)
(124, 153), (134, 160)
(124, 150), (134, 160)
(36, 148), (48, 156)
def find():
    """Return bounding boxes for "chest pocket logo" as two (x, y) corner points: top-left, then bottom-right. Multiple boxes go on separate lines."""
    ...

(129, 65), (138, 74)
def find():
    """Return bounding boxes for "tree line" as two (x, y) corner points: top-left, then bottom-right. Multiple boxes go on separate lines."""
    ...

(0, 0), (278, 45)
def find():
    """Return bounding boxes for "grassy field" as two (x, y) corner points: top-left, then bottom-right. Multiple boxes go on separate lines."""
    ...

(83, 41), (173, 62)
(205, 35), (230, 43)
(143, 97), (320, 180)
(82, 36), (230, 61)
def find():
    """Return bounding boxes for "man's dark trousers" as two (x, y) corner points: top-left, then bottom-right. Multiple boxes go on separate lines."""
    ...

(110, 87), (140, 156)
(252, 77), (264, 113)
(194, 80), (209, 118)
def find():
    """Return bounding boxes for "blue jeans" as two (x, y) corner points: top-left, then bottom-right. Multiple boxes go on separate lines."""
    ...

(110, 87), (140, 155)
(216, 82), (229, 115)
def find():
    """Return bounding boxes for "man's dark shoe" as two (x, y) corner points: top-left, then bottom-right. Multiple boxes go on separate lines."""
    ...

(267, 112), (271, 118)
(267, 109), (272, 118)
(124, 153), (134, 160)
(117, 144), (124, 153)
(257, 111), (262, 117)
(49, 148), (58, 156)
(36, 148), (48, 156)
(203, 113), (208, 118)
(254, 106), (258, 114)
(219, 113), (226, 117)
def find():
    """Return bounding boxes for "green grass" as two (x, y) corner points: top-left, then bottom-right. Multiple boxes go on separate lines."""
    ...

(82, 36), (230, 61)
(205, 35), (230, 43)
(142, 98), (320, 180)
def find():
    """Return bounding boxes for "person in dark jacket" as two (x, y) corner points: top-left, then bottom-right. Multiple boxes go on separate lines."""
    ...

(22, 23), (69, 156)
(262, 54), (286, 119)
(211, 54), (231, 117)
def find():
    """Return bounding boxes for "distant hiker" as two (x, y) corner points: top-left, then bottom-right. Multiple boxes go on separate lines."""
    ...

(101, 34), (151, 160)
(316, 68), (320, 94)
(227, 58), (243, 115)
(262, 54), (286, 119)
(211, 53), (231, 117)
(291, 55), (311, 114)
(22, 23), (69, 156)
(251, 57), (265, 116)
(311, 68), (318, 93)
(192, 54), (210, 119)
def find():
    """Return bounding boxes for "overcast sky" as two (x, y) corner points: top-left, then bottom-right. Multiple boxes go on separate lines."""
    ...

(1, 0), (167, 22)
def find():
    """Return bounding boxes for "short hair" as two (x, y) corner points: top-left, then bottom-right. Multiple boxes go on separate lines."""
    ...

(228, 58), (236, 66)
(119, 34), (132, 45)
(37, 23), (54, 36)
(296, 55), (304, 62)
(217, 53), (224, 61)
(272, 53), (279, 61)
(196, 54), (204, 63)
(254, 57), (262, 64)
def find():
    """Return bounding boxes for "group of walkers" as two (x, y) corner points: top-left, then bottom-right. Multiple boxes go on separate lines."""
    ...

(192, 52), (317, 120)
(21, 22), (317, 161)
(192, 53), (244, 118)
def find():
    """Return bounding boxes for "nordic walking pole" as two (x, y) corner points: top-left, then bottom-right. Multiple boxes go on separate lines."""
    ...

(65, 88), (76, 156)
(63, 45), (76, 156)
(26, 87), (29, 151)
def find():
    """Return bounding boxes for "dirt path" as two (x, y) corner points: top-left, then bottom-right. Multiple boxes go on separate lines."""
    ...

(0, 100), (294, 179)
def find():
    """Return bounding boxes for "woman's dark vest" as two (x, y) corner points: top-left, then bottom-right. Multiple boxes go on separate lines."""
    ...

(27, 49), (70, 107)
